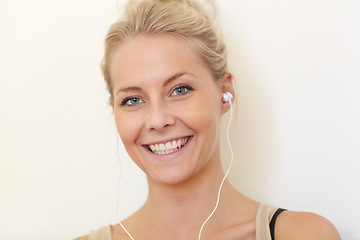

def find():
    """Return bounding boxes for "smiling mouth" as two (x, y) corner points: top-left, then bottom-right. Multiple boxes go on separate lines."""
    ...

(147, 136), (191, 155)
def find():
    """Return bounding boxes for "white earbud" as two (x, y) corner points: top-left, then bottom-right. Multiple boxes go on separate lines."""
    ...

(223, 92), (233, 103)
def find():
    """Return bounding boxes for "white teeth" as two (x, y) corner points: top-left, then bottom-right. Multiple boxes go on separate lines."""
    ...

(177, 139), (181, 148)
(148, 137), (190, 155)
(149, 145), (155, 152)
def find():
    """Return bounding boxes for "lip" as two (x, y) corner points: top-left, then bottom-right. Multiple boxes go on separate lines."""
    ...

(142, 135), (193, 161)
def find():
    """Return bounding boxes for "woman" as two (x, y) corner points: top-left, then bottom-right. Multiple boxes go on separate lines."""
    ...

(76, 0), (340, 239)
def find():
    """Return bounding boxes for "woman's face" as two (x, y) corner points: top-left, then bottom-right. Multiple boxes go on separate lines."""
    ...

(110, 33), (232, 185)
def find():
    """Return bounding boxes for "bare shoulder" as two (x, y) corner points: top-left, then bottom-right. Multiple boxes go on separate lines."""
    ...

(276, 210), (341, 240)
(73, 235), (89, 240)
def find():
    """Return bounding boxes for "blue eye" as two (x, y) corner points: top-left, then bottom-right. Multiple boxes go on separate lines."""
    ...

(171, 85), (194, 96)
(121, 97), (143, 106)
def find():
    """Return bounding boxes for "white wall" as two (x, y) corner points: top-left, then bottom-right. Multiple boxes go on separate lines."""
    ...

(1, 0), (359, 239)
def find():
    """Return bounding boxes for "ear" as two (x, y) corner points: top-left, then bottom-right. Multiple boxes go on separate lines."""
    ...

(220, 72), (235, 115)
(109, 97), (114, 108)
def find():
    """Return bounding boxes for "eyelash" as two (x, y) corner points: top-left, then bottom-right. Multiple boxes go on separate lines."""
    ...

(119, 84), (195, 107)
(120, 96), (143, 106)
(171, 84), (195, 96)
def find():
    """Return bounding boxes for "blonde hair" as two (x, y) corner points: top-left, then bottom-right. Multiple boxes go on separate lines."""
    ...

(102, 0), (227, 97)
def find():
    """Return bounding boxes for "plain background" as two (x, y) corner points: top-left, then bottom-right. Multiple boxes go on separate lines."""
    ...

(1, 0), (359, 239)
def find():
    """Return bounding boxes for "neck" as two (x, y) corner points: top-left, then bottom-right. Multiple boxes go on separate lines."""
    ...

(118, 155), (259, 240)
(137, 158), (237, 238)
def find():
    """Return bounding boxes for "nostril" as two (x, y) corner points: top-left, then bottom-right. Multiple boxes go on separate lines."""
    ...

(145, 108), (176, 131)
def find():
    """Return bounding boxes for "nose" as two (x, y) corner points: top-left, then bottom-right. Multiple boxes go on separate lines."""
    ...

(145, 100), (176, 131)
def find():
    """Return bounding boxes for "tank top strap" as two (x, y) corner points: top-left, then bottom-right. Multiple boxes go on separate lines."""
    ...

(88, 224), (112, 240)
(255, 203), (278, 240)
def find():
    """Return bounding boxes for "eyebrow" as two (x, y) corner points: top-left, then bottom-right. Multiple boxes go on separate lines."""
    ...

(115, 71), (193, 95)
(163, 71), (189, 87)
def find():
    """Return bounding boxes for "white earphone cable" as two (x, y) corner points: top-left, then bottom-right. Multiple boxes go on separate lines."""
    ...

(116, 135), (135, 240)
(197, 100), (233, 240)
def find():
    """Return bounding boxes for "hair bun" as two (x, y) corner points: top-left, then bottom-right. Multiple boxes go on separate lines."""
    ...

(126, 0), (217, 20)
(103, 0), (227, 97)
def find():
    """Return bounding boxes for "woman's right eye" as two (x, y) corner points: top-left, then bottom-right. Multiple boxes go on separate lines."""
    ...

(121, 97), (143, 106)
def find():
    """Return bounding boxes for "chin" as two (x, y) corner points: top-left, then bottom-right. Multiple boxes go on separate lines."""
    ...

(146, 168), (198, 186)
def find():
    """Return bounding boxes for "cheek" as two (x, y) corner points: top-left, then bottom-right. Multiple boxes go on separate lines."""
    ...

(181, 97), (221, 136)
(115, 114), (139, 147)
(115, 114), (148, 173)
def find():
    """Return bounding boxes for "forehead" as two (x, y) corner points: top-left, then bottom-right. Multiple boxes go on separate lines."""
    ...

(109, 33), (210, 87)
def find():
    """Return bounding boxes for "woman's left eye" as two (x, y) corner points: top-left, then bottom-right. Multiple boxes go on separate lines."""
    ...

(171, 85), (194, 96)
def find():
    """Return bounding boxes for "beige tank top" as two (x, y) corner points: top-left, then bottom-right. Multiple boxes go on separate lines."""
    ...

(87, 203), (278, 240)
(255, 203), (278, 240)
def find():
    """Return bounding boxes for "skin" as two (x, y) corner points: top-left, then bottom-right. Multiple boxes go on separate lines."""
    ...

(75, 33), (341, 240)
